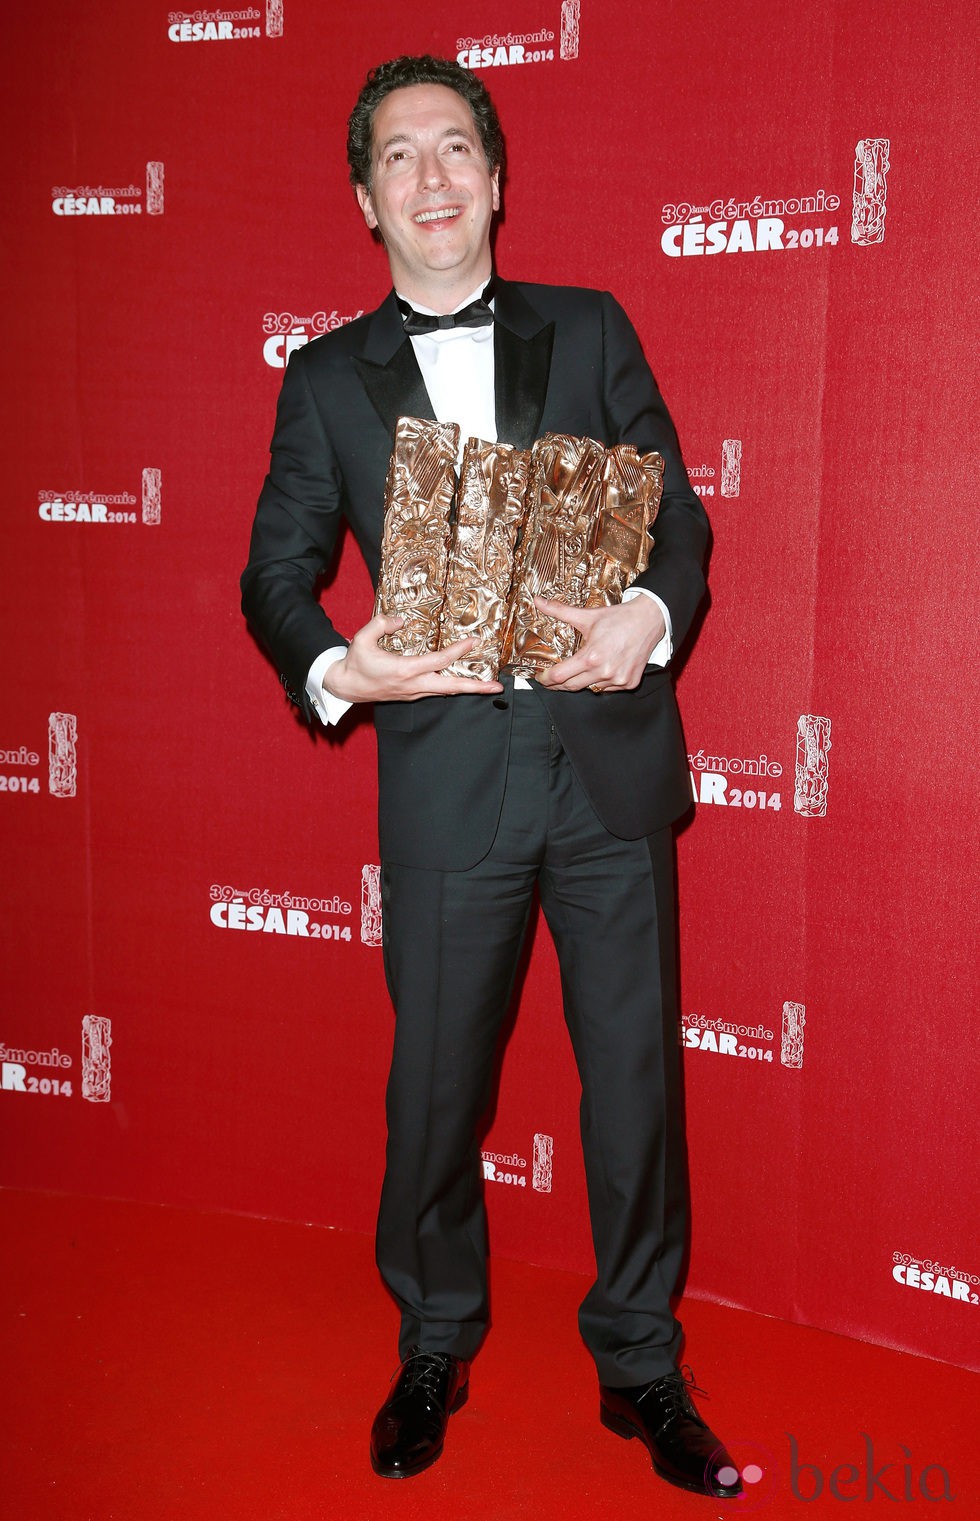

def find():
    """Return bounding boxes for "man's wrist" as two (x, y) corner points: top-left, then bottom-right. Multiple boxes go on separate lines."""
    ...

(306, 646), (352, 726)
(623, 587), (673, 666)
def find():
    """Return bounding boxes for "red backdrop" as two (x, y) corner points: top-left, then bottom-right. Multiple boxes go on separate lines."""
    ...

(2, 0), (978, 1373)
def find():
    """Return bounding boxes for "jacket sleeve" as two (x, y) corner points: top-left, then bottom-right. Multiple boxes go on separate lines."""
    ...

(599, 290), (709, 651)
(241, 346), (349, 717)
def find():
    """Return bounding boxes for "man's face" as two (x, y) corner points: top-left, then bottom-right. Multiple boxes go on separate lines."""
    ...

(356, 84), (500, 305)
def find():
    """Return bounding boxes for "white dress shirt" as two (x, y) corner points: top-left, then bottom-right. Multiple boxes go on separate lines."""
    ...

(306, 285), (672, 726)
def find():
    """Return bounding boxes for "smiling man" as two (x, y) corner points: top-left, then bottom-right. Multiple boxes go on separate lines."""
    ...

(355, 83), (500, 306)
(242, 55), (739, 1499)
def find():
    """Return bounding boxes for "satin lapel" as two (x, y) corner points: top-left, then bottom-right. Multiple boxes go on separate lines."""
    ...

(351, 292), (436, 438)
(351, 284), (554, 447)
(493, 282), (555, 449)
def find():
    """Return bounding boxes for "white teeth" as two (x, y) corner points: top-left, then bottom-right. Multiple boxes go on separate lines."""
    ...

(414, 207), (460, 224)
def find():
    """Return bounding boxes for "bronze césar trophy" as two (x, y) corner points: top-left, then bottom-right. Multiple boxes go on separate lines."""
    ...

(374, 416), (665, 681)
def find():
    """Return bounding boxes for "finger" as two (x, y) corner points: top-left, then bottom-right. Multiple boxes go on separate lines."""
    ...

(408, 638), (476, 673)
(540, 673), (597, 692)
(540, 653), (593, 686)
(541, 651), (631, 690)
(546, 669), (636, 692)
(435, 635), (477, 660)
(420, 675), (504, 696)
(532, 597), (596, 633)
(361, 612), (406, 639)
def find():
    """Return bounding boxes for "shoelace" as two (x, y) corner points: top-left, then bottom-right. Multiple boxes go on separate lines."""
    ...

(395, 1350), (457, 1410)
(636, 1364), (710, 1428)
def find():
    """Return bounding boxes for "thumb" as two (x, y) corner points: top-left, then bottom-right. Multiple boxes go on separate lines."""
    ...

(369, 612), (406, 636)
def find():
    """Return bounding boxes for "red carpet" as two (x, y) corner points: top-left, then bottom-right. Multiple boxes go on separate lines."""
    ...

(2, 1190), (976, 1519)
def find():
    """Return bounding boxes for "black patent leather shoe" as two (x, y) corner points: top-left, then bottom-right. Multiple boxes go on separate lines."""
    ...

(600, 1365), (742, 1498)
(370, 1348), (470, 1478)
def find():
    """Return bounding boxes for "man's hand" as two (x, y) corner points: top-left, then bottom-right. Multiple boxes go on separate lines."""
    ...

(533, 595), (666, 692)
(322, 614), (504, 704)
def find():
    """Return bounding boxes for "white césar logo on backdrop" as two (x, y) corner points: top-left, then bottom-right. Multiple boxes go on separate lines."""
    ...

(687, 439), (743, 500)
(682, 1003), (807, 1070)
(262, 310), (365, 369)
(38, 470), (162, 526)
(51, 163), (164, 217)
(209, 882), (354, 941)
(454, 0), (580, 67)
(0, 715), (79, 798)
(167, 2), (283, 40)
(890, 1252), (978, 1307)
(482, 1134), (554, 1191)
(659, 143), (891, 258)
(688, 716), (833, 817)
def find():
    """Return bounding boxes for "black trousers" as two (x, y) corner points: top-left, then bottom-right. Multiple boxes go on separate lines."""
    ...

(377, 687), (687, 1385)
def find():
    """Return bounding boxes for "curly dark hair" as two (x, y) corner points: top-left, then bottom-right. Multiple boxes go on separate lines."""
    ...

(347, 55), (504, 191)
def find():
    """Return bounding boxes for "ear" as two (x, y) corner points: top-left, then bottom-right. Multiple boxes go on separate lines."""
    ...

(355, 183), (378, 231)
(490, 166), (501, 213)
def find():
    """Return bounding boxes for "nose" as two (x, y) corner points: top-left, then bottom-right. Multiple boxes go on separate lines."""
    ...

(418, 150), (449, 192)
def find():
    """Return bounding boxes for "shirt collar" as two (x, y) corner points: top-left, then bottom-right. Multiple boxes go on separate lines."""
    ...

(394, 282), (495, 318)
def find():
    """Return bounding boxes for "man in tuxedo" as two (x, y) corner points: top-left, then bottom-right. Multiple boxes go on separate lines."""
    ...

(242, 55), (739, 1499)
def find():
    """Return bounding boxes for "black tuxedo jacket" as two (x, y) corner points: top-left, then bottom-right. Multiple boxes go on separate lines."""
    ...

(242, 279), (708, 869)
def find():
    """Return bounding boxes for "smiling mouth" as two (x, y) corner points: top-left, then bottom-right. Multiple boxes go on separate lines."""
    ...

(414, 207), (461, 224)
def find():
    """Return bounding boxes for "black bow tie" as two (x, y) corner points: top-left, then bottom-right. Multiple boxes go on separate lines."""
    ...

(397, 280), (496, 335)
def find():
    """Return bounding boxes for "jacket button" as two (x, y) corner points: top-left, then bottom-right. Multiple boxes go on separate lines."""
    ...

(492, 697), (509, 710)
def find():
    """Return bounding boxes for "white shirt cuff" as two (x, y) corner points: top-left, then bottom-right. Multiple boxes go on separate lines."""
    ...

(306, 646), (352, 726)
(623, 587), (673, 666)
